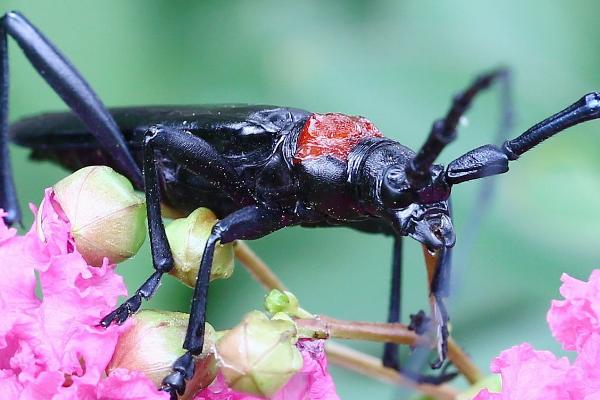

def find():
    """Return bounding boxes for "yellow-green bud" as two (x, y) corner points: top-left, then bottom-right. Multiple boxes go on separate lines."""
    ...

(215, 311), (302, 398)
(166, 207), (234, 287)
(52, 166), (146, 266)
(264, 289), (313, 319)
(107, 310), (217, 400)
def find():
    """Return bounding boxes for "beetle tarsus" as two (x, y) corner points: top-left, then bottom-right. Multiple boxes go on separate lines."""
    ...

(99, 294), (140, 327)
(161, 351), (195, 399)
(408, 310), (431, 335)
(100, 271), (163, 327)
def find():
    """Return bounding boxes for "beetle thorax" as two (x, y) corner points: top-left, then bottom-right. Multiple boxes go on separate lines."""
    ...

(293, 113), (383, 164)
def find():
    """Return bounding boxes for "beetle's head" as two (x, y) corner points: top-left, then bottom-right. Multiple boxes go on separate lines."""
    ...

(380, 163), (455, 250)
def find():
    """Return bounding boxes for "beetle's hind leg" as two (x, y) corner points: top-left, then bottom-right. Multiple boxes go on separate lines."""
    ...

(0, 11), (143, 227)
(101, 125), (256, 327)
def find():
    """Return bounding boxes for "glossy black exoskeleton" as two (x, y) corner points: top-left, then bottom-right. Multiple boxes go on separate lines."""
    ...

(3, 11), (600, 398)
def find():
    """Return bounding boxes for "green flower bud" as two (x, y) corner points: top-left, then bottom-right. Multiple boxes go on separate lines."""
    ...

(215, 311), (302, 398)
(264, 289), (313, 319)
(166, 207), (234, 287)
(52, 166), (146, 266)
(107, 310), (217, 400)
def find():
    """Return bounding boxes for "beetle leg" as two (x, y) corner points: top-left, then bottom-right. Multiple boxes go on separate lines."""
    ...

(0, 21), (18, 226)
(382, 236), (403, 370)
(101, 125), (256, 327)
(161, 205), (289, 399)
(0, 11), (142, 226)
(429, 246), (452, 369)
(397, 246), (456, 385)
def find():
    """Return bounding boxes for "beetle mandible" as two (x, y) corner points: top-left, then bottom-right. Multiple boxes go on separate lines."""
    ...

(2, 11), (600, 399)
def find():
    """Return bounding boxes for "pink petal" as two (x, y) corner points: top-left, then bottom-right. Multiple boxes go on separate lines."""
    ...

(279, 340), (339, 400)
(0, 189), (130, 398)
(547, 271), (600, 351)
(474, 343), (572, 400)
(98, 369), (170, 400)
(0, 370), (23, 398)
(194, 339), (339, 400)
(472, 389), (502, 400)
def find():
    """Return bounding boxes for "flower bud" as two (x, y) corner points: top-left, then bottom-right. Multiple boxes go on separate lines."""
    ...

(107, 310), (217, 400)
(264, 289), (313, 319)
(52, 166), (146, 266)
(166, 207), (234, 287)
(216, 311), (302, 398)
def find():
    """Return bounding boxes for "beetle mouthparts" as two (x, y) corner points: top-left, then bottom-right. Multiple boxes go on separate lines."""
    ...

(433, 214), (456, 248)
(406, 213), (456, 250)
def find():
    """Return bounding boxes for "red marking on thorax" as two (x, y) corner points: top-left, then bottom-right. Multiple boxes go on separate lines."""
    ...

(293, 113), (383, 164)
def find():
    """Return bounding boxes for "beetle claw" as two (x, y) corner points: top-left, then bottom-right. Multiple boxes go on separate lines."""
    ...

(99, 294), (143, 327)
(159, 383), (180, 400)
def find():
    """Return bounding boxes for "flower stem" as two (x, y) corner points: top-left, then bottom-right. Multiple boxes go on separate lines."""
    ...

(325, 341), (458, 400)
(296, 315), (482, 384)
(296, 315), (423, 345)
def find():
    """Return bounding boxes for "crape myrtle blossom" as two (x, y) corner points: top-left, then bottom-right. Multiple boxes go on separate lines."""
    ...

(0, 190), (167, 399)
(0, 183), (339, 399)
(474, 271), (600, 400)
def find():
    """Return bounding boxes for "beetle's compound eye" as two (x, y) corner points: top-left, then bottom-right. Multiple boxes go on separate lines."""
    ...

(382, 166), (415, 209)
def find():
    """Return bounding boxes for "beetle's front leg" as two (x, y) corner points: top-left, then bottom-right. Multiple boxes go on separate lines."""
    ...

(161, 205), (289, 399)
(101, 125), (255, 327)
(428, 246), (452, 369)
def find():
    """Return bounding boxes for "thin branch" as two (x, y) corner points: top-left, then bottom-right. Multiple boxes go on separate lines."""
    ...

(326, 342), (458, 400)
(296, 315), (423, 345)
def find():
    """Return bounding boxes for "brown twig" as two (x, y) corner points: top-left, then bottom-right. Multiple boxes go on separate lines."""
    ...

(326, 341), (458, 400)
(296, 315), (422, 345)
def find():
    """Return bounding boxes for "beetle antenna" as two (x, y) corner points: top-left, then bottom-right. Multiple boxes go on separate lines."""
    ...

(406, 69), (509, 190)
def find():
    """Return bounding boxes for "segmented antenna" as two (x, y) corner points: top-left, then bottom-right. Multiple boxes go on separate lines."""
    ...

(406, 69), (509, 189)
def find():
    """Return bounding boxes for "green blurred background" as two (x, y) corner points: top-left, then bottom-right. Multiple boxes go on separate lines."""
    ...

(3, 1), (600, 398)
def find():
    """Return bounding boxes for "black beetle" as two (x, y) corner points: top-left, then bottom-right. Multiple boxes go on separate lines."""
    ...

(2, 11), (600, 398)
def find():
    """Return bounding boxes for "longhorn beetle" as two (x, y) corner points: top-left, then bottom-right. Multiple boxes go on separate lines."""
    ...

(2, 11), (600, 399)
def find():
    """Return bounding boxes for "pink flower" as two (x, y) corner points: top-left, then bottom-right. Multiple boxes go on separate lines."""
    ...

(472, 344), (571, 400)
(547, 271), (600, 352)
(194, 339), (339, 400)
(0, 190), (168, 399)
(0, 188), (338, 400)
(474, 270), (600, 400)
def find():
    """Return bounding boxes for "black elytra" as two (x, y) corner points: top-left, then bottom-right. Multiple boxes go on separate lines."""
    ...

(3, 10), (600, 398)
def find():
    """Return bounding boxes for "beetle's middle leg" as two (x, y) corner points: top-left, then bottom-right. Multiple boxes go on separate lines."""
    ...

(101, 125), (255, 327)
(382, 237), (403, 369)
(161, 204), (290, 399)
